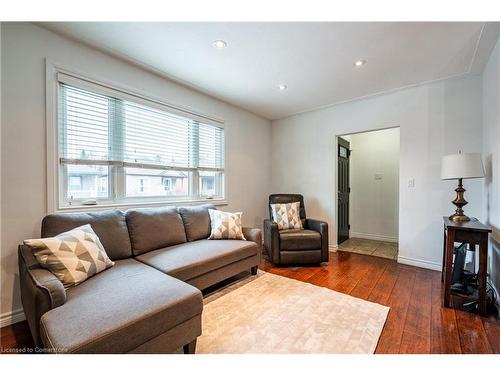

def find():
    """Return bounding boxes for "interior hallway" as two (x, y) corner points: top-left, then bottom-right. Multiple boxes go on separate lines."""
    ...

(338, 238), (398, 260)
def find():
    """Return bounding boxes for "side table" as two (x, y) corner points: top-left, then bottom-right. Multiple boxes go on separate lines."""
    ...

(442, 217), (492, 316)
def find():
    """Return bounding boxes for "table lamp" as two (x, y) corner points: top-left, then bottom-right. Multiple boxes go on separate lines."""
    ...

(441, 152), (485, 222)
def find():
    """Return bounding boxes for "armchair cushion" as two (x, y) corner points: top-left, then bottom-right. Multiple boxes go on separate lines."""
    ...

(279, 229), (321, 251)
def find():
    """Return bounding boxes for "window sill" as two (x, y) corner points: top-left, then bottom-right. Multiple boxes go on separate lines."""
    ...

(55, 198), (228, 213)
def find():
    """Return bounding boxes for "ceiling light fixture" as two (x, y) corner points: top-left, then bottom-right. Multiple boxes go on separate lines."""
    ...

(353, 59), (366, 67)
(278, 84), (287, 91)
(213, 40), (227, 49)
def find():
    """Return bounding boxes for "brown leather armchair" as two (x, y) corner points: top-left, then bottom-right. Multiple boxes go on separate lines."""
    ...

(264, 194), (329, 265)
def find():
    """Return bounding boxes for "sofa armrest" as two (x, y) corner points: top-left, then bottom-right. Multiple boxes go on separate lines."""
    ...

(263, 219), (280, 265)
(18, 245), (66, 346)
(305, 219), (329, 262)
(242, 227), (262, 250)
(242, 227), (262, 263)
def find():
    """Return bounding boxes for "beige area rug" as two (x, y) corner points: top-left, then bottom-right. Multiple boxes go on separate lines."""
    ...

(197, 272), (389, 354)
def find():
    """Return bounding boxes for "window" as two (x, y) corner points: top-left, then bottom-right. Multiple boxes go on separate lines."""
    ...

(98, 177), (107, 193)
(57, 74), (224, 207)
(69, 176), (82, 191)
(66, 165), (109, 200)
(200, 171), (222, 197)
(162, 178), (172, 192)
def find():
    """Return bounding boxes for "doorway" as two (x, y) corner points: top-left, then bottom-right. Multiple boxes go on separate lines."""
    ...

(336, 127), (400, 260)
(337, 137), (350, 245)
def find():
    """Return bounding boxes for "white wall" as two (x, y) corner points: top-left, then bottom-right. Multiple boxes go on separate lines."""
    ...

(347, 128), (400, 242)
(0, 23), (272, 325)
(482, 36), (500, 294)
(271, 75), (483, 270)
(0, 22), (3, 326)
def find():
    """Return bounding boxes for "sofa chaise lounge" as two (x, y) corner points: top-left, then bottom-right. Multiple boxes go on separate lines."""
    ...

(18, 204), (262, 354)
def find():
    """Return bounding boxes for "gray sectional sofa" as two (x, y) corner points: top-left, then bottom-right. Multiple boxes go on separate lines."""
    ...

(18, 204), (262, 354)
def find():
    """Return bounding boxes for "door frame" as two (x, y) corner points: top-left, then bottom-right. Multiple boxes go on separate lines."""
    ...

(337, 137), (351, 245)
(334, 126), (401, 248)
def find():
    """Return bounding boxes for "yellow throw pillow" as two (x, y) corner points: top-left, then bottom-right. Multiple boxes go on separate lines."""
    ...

(24, 224), (114, 288)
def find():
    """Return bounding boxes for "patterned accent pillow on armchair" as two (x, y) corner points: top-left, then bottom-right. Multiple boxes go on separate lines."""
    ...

(270, 201), (303, 230)
(208, 209), (246, 240)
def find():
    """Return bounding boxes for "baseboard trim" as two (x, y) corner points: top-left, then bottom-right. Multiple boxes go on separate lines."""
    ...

(329, 245), (338, 252)
(349, 232), (398, 243)
(0, 309), (26, 328)
(397, 255), (442, 271)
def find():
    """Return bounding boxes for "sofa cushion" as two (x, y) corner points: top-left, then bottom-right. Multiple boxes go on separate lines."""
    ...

(39, 258), (202, 353)
(177, 204), (216, 241)
(279, 229), (321, 250)
(136, 239), (258, 282)
(24, 224), (114, 288)
(126, 207), (187, 256)
(42, 210), (132, 260)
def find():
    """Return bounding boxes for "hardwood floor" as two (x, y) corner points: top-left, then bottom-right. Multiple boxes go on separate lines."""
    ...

(1, 250), (499, 354)
(0, 319), (34, 353)
(260, 250), (499, 354)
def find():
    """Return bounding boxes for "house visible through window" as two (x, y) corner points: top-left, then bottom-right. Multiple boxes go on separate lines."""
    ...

(57, 74), (224, 207)
(200, 172), (219, 197)
(162, 177), (172, 192)
(98, 176), (107, 194)
(68, 176), (82, 192)
(138, 178), (146, 193)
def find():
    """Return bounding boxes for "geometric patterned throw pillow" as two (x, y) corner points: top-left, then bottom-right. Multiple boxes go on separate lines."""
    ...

(24, 224), (114, 289)
(270, 201), (303, 230)
(208, 209), (246, 240)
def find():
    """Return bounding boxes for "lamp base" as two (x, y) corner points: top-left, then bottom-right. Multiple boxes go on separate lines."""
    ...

(449, 213), (471, 223)
(449, 178), (470, 223)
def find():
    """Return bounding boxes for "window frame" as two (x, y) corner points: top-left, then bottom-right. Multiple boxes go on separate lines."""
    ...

(46, 61), (227, 213)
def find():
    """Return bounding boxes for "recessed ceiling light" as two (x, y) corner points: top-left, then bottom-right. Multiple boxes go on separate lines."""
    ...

(354, 59), (366, 67)
(213, 40), (227, 49)
(278, 84), (287, 91)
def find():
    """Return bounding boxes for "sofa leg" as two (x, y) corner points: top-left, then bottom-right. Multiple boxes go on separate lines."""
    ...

(183, 339), (197, 354)
(251, 266), (258, 275)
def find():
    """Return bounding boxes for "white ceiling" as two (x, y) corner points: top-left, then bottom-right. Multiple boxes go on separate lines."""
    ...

(40, 22), (499, 120)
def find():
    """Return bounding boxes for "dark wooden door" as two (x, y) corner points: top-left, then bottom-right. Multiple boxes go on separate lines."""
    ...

(337, 137), (350, 245)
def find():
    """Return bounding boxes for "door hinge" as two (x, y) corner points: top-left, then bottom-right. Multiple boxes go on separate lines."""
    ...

(348, 224), (351, 230)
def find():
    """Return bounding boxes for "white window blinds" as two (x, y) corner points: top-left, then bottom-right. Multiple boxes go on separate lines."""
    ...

(58, 81), (224, 172)
(59, 84), (111, 162)
(123, 101), (192, 168)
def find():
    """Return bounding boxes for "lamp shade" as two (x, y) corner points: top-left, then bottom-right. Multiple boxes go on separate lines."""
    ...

(441, 153), (485, 180)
